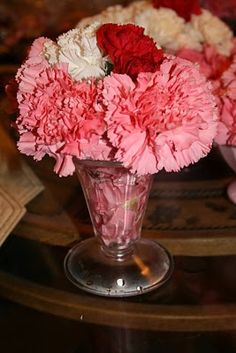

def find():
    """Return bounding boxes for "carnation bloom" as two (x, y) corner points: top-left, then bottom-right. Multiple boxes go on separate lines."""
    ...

(78, 5), (134, 28)
(191, 9), (233, 56)
(16, 37), (51, 93)
(57, 24), (108, 80)
(152, 0), (202, 21)
(103, 57), (218, 175)
(43, 40), (59, 65)
(134, 7), (185, 49)
(177, 45), (231, 80)
(177, 44), (236, 146)
(77, 1), (152, 28)
(96, 23), (164, 80)
(16, 63), (110, 176)
(134, 7), (202, 52)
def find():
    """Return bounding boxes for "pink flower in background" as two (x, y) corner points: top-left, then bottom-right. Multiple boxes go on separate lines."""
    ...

(16, 63), (110, 176)
(103, 57), (218, 175)
(177, 48), (213, 78)
(177, 43), (236, 147)
(177, 46), (231, 80)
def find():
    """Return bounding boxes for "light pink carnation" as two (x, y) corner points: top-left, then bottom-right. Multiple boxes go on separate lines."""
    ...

(177, 47), (213, 78)
(177, 45), (231, 80)
(103, 57), (218, 175)
(16, 37), (51, 93)
(177, 44), (236, 147)
(16, 63), (110, 176)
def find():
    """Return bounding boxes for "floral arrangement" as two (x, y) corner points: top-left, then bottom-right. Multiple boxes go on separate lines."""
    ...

(77, 1), (236, 148)
(13, 22), (217, 177)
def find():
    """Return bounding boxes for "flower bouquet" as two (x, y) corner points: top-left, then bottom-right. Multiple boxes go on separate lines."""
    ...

(12, 22), (217, 296)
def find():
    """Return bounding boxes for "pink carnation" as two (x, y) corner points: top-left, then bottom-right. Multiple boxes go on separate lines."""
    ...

(16, 37), (51, 93)
(177, 46), (231, 80)
(177, 45), (236, 147)
(16, 63), (110, 176)
(103, 57), (218, 175)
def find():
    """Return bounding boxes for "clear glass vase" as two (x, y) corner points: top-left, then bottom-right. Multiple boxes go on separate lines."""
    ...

(64, 160), (173, 297)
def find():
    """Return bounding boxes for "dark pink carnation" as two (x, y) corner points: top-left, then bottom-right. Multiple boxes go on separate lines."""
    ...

(103, 57), (218, 175)
(16, 63), (110, 176)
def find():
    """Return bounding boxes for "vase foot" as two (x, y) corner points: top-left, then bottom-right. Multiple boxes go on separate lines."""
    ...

(64, 238), (173, 297)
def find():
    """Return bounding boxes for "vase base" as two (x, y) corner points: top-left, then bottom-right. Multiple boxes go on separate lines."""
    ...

(64, 238), (173, 297)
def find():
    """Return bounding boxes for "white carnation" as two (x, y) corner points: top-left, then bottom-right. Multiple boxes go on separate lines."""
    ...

(77, 14), (103, 28)
(43, 40), (59, 65)
(57, 23), (107, 80)
(175, 24), (203, 52)
(126, 0), (152, 17)
(191, 9), (233, 56)
(99, 5), (133, 24)
(135, 8), (185, 49)
(77, 5), (133, 28)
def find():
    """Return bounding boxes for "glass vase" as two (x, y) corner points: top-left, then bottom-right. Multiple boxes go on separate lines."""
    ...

(64, 160), (173, 297)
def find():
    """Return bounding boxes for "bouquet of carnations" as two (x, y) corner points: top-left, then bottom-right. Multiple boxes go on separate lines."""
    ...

(77, 0), (236, 148)
(13, 22), (217, 177)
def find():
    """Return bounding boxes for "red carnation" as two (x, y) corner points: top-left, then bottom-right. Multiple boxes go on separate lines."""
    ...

(152, 0), (202, 21)
(96, 24), (164, 81)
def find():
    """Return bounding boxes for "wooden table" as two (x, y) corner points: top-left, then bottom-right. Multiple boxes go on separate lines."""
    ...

(0, 148), (236, 352)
